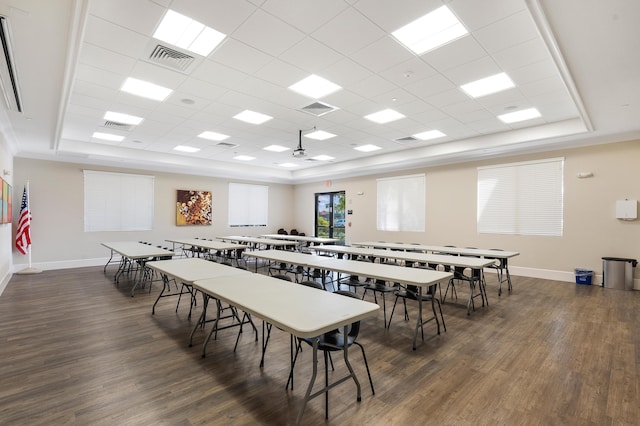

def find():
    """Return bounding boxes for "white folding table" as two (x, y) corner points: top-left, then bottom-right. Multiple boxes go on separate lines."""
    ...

(165, 237), (247, 263)
(193, 273), (379, 425)
(244, 250), (452, 349)
(101, 242), (174, 296)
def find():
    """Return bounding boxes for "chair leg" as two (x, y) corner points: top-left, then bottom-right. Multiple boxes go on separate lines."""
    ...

(435, 298), (446, 332)
(388, 296), (399, 329)
(443, 278), (457, 303)
(354, 342), (375, 395)
(324, 350), (329, 419)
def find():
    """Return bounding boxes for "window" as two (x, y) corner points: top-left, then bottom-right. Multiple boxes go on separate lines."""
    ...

(377, 174), (425, 232)
(83, 170), (154, 232)
(228, 182), (268, 227)
(477, 158), (564, 236)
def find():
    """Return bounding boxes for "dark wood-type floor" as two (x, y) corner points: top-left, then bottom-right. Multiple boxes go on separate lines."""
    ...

(0, 262), (638, 425)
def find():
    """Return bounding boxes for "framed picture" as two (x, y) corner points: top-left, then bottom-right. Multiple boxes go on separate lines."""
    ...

(176, 190), (212, 226)
(0, 177), (3, 224)
(1, 179), (11, 224)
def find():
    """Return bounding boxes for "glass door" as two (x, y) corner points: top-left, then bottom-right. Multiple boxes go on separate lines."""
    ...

(315, 191), (345, 243)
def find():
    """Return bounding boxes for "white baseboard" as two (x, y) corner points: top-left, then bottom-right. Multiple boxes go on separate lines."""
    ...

(0, 271), (11, 297)
(12, 257), (110, 273)
(7, 259), (639, 290)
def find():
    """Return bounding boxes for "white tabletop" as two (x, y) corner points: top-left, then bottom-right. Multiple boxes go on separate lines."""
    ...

(314, 246), (495, 269)
(217, 236), (297, 248)
(352, 242), (519, 259)
(193, 274), (379, 338)
(102, 241), (174, 259)
(146, 258), (249, 284)
(311, 245), (378, 257)
(165, 237), (247, 251)
(244, 249), (336, 266)
(245, 249), (452, 288)
(320, 258), (452, 288)
(262, 234), (339, 244)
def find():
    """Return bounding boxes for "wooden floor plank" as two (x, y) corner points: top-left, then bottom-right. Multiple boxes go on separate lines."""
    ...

(0, 266), (638, 425)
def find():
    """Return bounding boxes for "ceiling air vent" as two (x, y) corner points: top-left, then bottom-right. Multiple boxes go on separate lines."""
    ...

(147, 44), (195, 73)
(298, 101), (338, 117)
(103, 121), (134, 131)
(394, 136), (419, 144)
(0, 16), (23, 112)
(215, 142), (238, 148)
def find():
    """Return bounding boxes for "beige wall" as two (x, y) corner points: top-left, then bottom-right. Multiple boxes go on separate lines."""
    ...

(12, 158), (294, 268)
(9, 139), (640, 285)
(0, 134), (13, 291)
(293, 140), (640, 284)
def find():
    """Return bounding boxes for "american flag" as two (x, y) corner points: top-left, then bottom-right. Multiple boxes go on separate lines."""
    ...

(15, 186), (31, 255)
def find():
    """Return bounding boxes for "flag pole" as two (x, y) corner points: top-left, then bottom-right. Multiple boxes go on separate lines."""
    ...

(16, 180), (41, 275)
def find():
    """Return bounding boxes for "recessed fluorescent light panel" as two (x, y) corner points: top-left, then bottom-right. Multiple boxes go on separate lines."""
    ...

(413, 130), (446, 140)
(312, 155), (335, 161)
(173, 145), (200, 153)
(279, 162), (298, 168)
(104, 111), (143, 125)
(354, 144), (382, 152)
(92, 132), (125, 142)
(461, 73), (515, 98)
(263, 145), (290, 152)
(233, 110), (273, 125)
(289, 74), (342, 99)
(153, 9), (226, 56)
(392, 5), (468, 55)
(498, 108), (541, 123)
(198, 131), (229, 141)
(121, 77), (173, 101)
(234, 155), (255, 161)
(365, 109), (405, 124)
(304, 130), (336, 140)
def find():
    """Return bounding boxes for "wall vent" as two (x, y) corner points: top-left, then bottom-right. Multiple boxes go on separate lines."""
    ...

(0, 16), (22, 112)
(147, 44), (196, 72)
(298, 101), (338, 117)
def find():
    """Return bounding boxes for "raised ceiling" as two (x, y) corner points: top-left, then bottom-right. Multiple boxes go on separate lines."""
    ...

(1, 0), (639, 183)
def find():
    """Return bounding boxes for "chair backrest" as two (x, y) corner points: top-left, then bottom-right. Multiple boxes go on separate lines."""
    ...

(290, 229), (299, 235)
(277, 228), (288, 235)
(299, 280), (324, 290)
(272, 274), (292, 282)
(332, 290), (360, 338)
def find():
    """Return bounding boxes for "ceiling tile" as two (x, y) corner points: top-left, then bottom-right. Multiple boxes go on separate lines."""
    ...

(279, 37), (343, 73)
(211, 39), (274, 74)
(261, 0), (348, 33)
(311, 7), (387, 56)
(473, 10), (539, 53)
(232, 9), (306, 57)
(351, 36), (415, 74)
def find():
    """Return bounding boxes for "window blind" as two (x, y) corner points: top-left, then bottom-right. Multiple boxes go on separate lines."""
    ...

(228, 182), (268, 227)
(377, 173), (425, 232)
(83, 170), (154, 232)
(477, 158), (563, 236)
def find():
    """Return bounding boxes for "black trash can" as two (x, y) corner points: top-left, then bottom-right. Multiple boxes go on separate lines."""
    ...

(602, 257), (637, 290)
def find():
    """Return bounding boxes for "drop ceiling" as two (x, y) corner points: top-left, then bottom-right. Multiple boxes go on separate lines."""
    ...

(1, 0), (639, 183)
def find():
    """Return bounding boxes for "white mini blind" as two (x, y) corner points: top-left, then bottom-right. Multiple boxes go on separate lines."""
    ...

(477, 158), (564, 236)
(83, 170), (154, 232)
(377, 173), (425, 232)
(228, 182), (268, 227)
